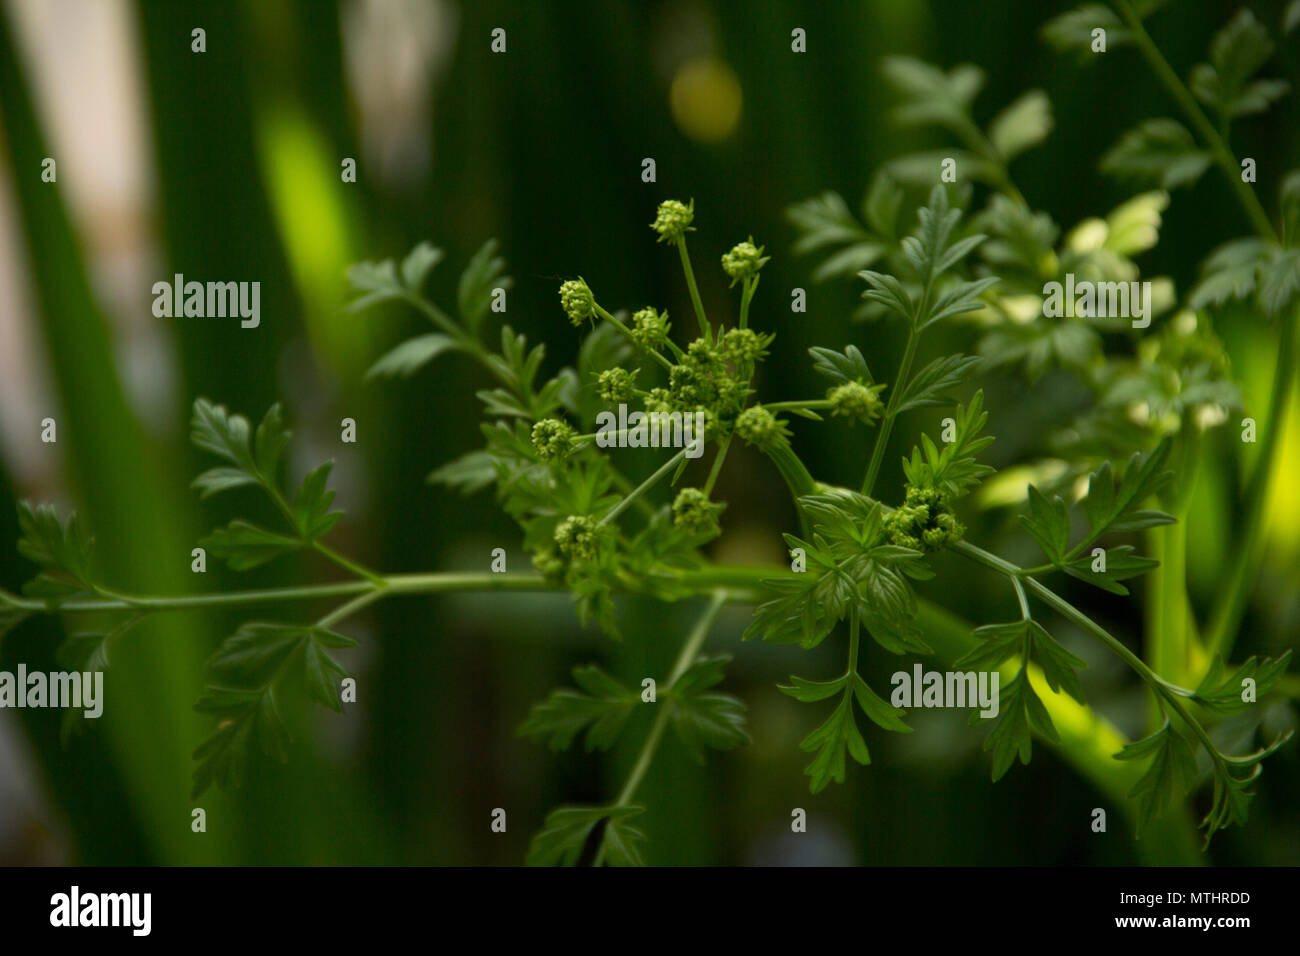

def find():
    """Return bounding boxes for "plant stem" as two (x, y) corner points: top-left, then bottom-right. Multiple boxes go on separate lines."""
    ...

(312, 541), (386, 588)
(614, 592), (726, 806)
(761, 399), (833, 413)
(1112, 0), (1276, 240)
(1147, 504), (1189, 688)
(739, 275), (756, 330)
(703, 434), (732, 495)
(861, 324), (921, 495)
(600, 449), (689, 527)
(594, 305), (674, 371)
(596, 591), (727, 864)
(675, 237), (711, 339)
(315, 587), (386, 629)
(1205, 307), (1298, 658)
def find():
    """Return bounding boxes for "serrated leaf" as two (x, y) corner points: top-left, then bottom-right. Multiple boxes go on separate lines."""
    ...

(1192, 651), (1292, 714)
(427, 449), (497, 495)
(669, 655), (750, 763)
(192, 467), (260, 500)
(955, 620), (1028, 670)
(984, 672), (1056, 781)
(202, 520), (302, 570)
(400, 241), (443, 291)
(1190, 10), (1286, 120)
(852, 673), (912, 733)
(293, 461), (343, 540)
(1041, 5), (1130, 55)
(458, 239), (512, 334)
(252, 403), (289, 480)
(526, 804), (646, 867)
(779, 673), (849, 703)
(16, 502), (96, 598)
(988, 90), (1053, 161)
(1063, 545), (1159, 595)
(808, 344), (873, 385)
(1189, 238), (1271, 309)
(190, 398), (255, 471)
(1101, 119), (1212, 190)
(1020, 485), (1070, 564)
(895, 354), (980, 412)
(366, 333), (461, 380)
(1027, 620), (1087, 704)
(518, 664), (637, 752)
(1114, 719), (1198, 833)
(1259, 248), (1300, 317)
(799, 692), (871, 793)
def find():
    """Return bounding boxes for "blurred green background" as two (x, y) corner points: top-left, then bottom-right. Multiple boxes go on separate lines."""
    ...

(0, 0), (1296, 865)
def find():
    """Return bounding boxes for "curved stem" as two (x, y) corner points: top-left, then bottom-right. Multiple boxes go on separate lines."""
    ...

(674, 237), (711, 339)
(594, 304), (674, 371)
(861, 324), (921, 495)
(600, 448), (689, 526)
(596, 591), (727, 864)
(1111, 0), (1276, 240)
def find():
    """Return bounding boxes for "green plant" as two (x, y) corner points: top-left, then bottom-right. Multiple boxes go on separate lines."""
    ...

(2, 1), (1296, 865)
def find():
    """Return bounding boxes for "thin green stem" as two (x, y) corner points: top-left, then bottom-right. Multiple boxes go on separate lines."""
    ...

(315, 587), (386, 629)
(612, 591), (726, 809)
(1111, 0), (1276, 240)
(861, 324), (921, 495)
(595, 305), (674, 371)
(675, 236), (711, 339)
(846, 605), (861, 673)
(312, 541), (386, 588)
(599, 449), (689, 527)
(761, 399), (833, 413)
(594, 591), (728, 865)
(703, 434), (732, 496)
(739, 275), (756, 330)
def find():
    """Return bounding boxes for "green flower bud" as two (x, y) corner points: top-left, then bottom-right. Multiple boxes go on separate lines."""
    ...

(532, 549), (565, 579)
(672, 487), (725, 537)
(597, 367), (638, 404)
(884, 486), (964, 552)
(531, 418), (575, 461)
(720, 327), (769, 365)
(631, 307), (671, 349)
(559, 278), (596, 325)
(735, 405), (789, 451)
(828, 380), (886, 425)
(554, 515), (601, 561)
(721, 238), (769, 286)
(643, 387), (674, 416)
(651, 199), (695, 243)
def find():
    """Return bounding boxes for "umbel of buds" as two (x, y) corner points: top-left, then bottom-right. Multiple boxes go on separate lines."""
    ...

(554, 515), (601, 561)
(631, 307), (670, 349)
(598, 367), (638, 404)
(559, 278), (596, 325)
(651, 199), (695, 243)
(721, 238), (770, 286)
(828, 380), (886, 425)
(735, 405), (789, 452)
(531, 418), (575, 461)
(883, 486), (965, 552)
(672, 487), (725, 537)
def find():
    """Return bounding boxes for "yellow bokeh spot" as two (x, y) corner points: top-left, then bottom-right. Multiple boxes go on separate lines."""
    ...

(669, 58), (742, 143)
